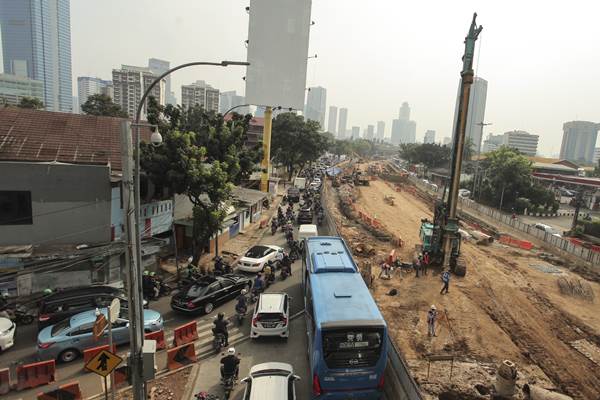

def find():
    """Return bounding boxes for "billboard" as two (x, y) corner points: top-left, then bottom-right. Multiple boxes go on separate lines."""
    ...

(245, 0), (312, 111)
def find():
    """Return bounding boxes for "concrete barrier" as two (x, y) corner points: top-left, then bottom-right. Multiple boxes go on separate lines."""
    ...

(15, 360), (56, 391)
(167, 343), (197, 370)
(37, 382), (82, 400)
(173, 321), (198, 347)
(0, 367), (9, 394)
(145, 330), (166, 350)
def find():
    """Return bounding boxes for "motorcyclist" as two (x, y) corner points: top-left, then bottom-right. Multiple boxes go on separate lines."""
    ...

(142, 271), (154, 299)
(212, 312), (229, 346)
(214, 256), (224, 275)
(220, 347), (240, 380)
(264, 263), (274, 285)
(235, 290), (248, 314)
(253, 273), (265, 294)
(271, 218), (278, 234)
(149, 272), (161, 298)
(281, 253), (292, 276)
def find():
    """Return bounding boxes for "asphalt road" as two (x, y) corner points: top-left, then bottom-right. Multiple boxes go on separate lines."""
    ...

(2, 210), (313, 400)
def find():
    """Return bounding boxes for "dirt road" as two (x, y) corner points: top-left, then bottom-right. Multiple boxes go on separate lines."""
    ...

(327, 176), (600, 399)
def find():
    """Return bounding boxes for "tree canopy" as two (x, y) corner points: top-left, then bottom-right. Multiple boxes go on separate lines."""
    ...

(399, 143), (452, 169)
(18, 96), (44, 109)
(81, 94), (128, 117)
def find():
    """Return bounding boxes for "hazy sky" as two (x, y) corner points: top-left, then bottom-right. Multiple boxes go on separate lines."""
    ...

(58, 1), (600, 155)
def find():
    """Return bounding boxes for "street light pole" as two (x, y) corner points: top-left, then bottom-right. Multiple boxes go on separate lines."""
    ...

(127, 60), (249, 400)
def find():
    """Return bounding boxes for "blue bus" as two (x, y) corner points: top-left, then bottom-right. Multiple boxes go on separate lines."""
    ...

(302, 236), (388, 399)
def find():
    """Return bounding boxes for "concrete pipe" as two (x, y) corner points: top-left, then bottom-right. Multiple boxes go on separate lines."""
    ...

(494, 360), (517, 397)
(523, 384), (573, 400)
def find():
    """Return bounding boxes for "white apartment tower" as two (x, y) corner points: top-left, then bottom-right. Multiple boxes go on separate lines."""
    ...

(338, 108), (348, 139)
(327, 106), (338, 134)
(112, 65), (165, 118)
(181, 80), (220, 112)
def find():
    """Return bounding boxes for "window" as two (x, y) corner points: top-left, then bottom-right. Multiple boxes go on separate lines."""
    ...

(0, 191), (33, 225)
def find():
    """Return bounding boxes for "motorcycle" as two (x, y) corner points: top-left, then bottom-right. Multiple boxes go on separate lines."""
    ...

(317, 212), (324, 226)
(194, 392), (219, 400)
(235, 305), (247, 326)
(249, 287), (263, 304)
(213, 332), (226, 354)
(271, 221), (278, 235)
(5, 305), (35, 325)
(280, 266), (290, 280)
(222, 372), (236, 400)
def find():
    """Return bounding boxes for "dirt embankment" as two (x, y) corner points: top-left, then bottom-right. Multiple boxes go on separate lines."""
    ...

(325, 171), (600, 400)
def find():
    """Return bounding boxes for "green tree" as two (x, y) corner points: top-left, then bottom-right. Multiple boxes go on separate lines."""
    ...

(399, 143), (451, 169)
(271, 113), (330, 179)
(18, 96), (44, 109)
(81, 94), (128, 117)
(140, 98), (260, 263)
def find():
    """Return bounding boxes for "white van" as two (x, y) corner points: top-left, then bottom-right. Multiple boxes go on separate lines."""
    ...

(534, 223), (561, 237)
(298, 224), (318, 245)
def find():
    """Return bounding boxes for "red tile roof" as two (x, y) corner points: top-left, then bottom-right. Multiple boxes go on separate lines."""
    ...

(224, 114), (265, 127)
(0, 107), (151, 171)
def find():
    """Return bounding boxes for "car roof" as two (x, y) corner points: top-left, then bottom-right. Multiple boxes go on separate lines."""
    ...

(248, 375), (289, 400)
(250, 361), (293, 374)
(257, 293), (286, 313)
(42, 286), (122, 303)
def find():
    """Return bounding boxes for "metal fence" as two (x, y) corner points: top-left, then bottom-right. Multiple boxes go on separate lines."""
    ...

(408, 176), (600, 267)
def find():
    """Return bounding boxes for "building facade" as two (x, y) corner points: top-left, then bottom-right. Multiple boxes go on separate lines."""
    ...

(503, 130), (539, 156)
(351, 126), (360, 140)
(148, 58), (177, 105)
(338, 108), (348, 140)
(399, 102), (410, 120)
(181, 80), (220, 112)
(220, 90), (248, 115)
(366, 125), (375, 140)
(424, 130), (436, 144)
(482, 133), (504, 153)
(376, 121), (385, 140)
(560, 121), (600, 164)
(327, 106), (338, 135)
(112, 65), (165, 118)
(0, 73), (44, 106)
(305, 86), (327, 129)
(77, 77), (113, 109)
(0, 0), (72, 112)
(391, 119), (416, 145)
(452, 77), (488, 153)
(594, 148), (600, 165)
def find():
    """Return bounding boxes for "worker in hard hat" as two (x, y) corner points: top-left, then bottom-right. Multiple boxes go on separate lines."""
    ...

(427, 305), (438, 337)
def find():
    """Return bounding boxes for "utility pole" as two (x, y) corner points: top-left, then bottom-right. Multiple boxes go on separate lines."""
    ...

(119, 121), (145, 399)
(443, 13), (483, 269)
(260, 106), (273, 192)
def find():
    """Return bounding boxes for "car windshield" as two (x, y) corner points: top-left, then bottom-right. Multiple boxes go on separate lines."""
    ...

(245, 246), (271, 259)
(51, 318), (71, 337)
(252, 369), (290, 377)
(186, 283), (213, 298)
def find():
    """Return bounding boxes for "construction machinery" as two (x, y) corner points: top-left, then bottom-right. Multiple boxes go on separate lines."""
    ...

(353, 171), (370, 186)
(417, 13), (483, 277)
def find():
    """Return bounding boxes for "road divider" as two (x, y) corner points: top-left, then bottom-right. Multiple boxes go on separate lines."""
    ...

(145, 329), (166, 350)
(173, 321), (199, 347)
(16, 360), (56, 391)
(36, 382), (82, 400)
(113, 365), (129, 390)
(0, 368), (9, 394)
(167, 343), (197, 370)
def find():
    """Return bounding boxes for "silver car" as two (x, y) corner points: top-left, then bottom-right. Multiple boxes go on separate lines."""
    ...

(242, 362), (300, 400)
(250, 293), (290, 339)
(37, 307), (163, 363)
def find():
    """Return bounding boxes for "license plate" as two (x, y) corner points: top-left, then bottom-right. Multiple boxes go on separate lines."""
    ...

(262, 323), (276, 328)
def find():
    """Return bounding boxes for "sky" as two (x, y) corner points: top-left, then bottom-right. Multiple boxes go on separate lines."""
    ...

(6, 0), (599, 156)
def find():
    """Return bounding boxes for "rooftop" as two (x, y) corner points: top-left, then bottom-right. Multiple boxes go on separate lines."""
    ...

(532, 162), (578, 172)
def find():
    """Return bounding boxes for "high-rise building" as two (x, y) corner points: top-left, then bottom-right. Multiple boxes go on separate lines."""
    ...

(181, 80), (219, 112)
(502, 130), (539, 156)
(452, 77), (488, 154)
(593, 148), (600, 165)
(0, 0), (72, 112)
(220, 90), (249, 115)
(148, 58), (177, 105)
(424, 130), (436, 144)
(560, 121), (600, 164)
(112, 65), (165, 118)
(481, 133), (504, 153)
(443, 137), (451, 145)
(376, 121), (385, 140)
(399, 102), (410, 121)
(366, 125), (375, 140)
(338, 108), (348, 140)
(391, 119), (416, 145)
(0, 73), (44, 106)
(351, 126), (360, 140)
(305, 86), (327, 129)
(77, 77), (113, 109)
(327, 106), (338, 134)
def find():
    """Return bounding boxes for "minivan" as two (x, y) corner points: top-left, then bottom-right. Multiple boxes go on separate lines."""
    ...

(250, 293), (290, 339)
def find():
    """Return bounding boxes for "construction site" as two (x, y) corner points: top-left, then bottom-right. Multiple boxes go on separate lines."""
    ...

(324, 160), (600, 400)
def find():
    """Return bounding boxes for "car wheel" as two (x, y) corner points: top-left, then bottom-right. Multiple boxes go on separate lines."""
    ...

(204, 302), (214, 314)
(59, 348), (80, 363)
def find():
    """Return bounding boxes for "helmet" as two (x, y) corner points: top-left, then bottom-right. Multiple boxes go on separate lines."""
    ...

(150, 272), (156, 277)
(1, 292), (8, 299)
(43, 288), (53, 295)
(143, 270), (149, 276)
(227, 347), (235, 355)
(217, 312), (225, 320)
(241, 289), (247, 295)
(430, 305), (436, 310)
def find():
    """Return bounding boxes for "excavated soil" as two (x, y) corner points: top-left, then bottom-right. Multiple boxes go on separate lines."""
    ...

(325, 170), (600, 400)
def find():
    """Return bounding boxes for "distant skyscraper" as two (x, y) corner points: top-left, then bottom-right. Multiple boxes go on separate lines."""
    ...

(481, 133), (503, 153)
(424, 130), (436, 144)
(594, 148), (600, 165)
(366, 125), (375, 140)
(376, 121), (385, 140)
(220, 91), (249, 115)
(0, 0), (73, 112)
(338, 108), (348, 139)
(148, 58), (177, 105)
(305, 86), (327, 129)
(452, 77), (488, 154)
(0, 73), (44, 106)
(399, 102), (410, 121)
(181, 80), (220, 112)
(327, 106), (338, 134)
(391, 119), (416, 145)
(503, 130), (539, 156)
(560, 121), (600, 164)
(77, 77), (113, 109)
(351, 126), (360, 139)
(112, 65), (165, 118)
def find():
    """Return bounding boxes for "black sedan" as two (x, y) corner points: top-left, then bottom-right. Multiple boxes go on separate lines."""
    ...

(170, 274), (253, 314)
(297, 207), (313, 224)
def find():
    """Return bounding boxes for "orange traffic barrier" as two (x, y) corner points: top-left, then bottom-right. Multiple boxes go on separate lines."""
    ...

(113, 365), (129, 390)
(173, 321), (198, 347)
(15, 360), (55, 391)
(145, 330), (166, 350)
(82, 344), (117, 369)
(0, 368), (9, 395)
(167, 343), (197, 371)
(499, 235), (533, 250)
(37, 382), (82, 400)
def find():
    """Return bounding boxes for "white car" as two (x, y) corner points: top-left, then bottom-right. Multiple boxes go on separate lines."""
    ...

(459, 189), (471, 198)
(0, 317), (15, 351)
(241, 362), (300, 400)
(237, 245), (284, 273)
(250, 293), (290, 339)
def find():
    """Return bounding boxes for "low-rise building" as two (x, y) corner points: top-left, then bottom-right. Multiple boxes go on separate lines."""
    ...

(0, 73), (44, 106)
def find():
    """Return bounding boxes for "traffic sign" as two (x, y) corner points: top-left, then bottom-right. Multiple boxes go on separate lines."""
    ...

(109, 298), (120, 323)
(93, 313), (108, 340)
(85, 349), (122, 377)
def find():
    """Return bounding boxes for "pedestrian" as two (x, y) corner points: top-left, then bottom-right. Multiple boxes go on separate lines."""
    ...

(440, 270), (450, 294)
(413, 256), (420, 278)
(379, 261), (391, 280)
(423, 251), (430, 275)
(427, 305), (438, 336)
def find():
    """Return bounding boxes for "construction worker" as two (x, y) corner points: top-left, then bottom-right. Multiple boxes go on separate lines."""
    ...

(413, 255), (421, 278)
(427, 305), (438, 336)
(440, 270), (450, 294)
(422, 252), (430, 275)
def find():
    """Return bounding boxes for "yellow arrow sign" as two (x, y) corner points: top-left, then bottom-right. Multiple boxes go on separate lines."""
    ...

(85, 349), (123, 377)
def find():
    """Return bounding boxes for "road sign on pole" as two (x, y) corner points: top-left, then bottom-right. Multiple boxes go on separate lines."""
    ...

(85, 349), (123, 377)
(93, 313), (108, 340)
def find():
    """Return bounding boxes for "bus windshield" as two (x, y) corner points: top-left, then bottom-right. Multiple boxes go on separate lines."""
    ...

(322, 327), (384, 369)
